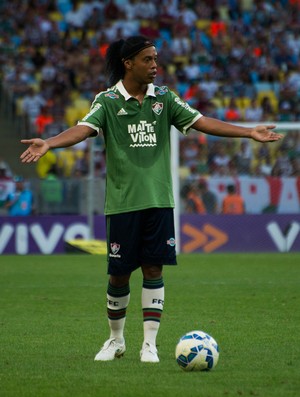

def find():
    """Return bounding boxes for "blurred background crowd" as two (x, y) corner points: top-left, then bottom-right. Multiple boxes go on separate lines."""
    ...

(0, 0), (300, 215)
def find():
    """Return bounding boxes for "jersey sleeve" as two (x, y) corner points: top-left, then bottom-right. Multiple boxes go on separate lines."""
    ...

(168, 90), (202, 135)
(77, 94), (106, 134)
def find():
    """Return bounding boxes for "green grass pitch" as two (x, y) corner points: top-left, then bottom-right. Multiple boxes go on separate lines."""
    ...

(1, 253), (299, 397)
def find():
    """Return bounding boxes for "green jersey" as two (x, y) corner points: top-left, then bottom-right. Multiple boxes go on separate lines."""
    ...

(78, 81), (202, 215)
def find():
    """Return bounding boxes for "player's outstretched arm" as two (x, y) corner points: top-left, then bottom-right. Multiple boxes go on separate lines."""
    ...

(20, 125), (95, 163)
(192, 116), (283, 142)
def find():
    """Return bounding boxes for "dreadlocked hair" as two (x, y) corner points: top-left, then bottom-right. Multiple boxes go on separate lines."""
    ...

(105, 36), (153, 87)
(105, 39), (125, 87)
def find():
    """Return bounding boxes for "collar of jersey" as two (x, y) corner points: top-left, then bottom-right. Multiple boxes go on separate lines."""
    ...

(116, 80), (156, 101)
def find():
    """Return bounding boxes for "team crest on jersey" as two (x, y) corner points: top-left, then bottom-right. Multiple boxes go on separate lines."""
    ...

(152, 102), (163, 115)
(105, 92), (119, 99)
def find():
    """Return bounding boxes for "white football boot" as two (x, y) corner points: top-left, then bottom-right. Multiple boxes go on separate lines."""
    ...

(140, 342), (160, 363)
(94, 338), (126, 361)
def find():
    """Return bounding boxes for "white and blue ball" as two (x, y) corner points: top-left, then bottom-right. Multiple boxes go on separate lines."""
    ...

(175, 330), (220, 371)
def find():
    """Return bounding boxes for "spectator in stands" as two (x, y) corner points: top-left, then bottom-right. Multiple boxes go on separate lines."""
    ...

(210, 9), (227, 38)
(139, 19), (160, 41)
(0, 163), (11, 182)
(260, 96), (276, 121)
(22, 87), (47, 136)
(244, 98), (263, 122)
(43, 113), (69, 139)
(210, 142), (232, 175)
(39, 165), (64, 214)
(291, 157), (300, 176)
(157, 41), (174, 71)
(224, 98), (242, 122)
(191, 86), (212, 113)
(74, 147), (90, 177)
(133, 0), (157, 20)
(287, 30), (300, 58)
(170, 29), (191, 58)
(253, 143), (274, 176)
(5, 176), (33, 216)
(198, 179), (218, 214)
(35, 106), (54, 136)
(0, 162), (14, 214)
(184, 57), (201, 81)
(278, 101), (295, 122)
(184, 183), (206, 214)
(287, 65), (300, 93)
(233, 139), (253, 175)
(195, 146), (209, 175)
(36, 150), (58, 179)
(104, 0), (122, 21)
(186, 164), (201, 185)
(253, 155), (273, 176)
(56, 147), (77, 178)
(2, 65), (29, 105)
(199, 73), (219, 101)
(65, 2), (89, 30)
(284, 131), (300, 159)
(176, 2), (198, 28)
(222, 184), (245, 214)
(180, 136), (200, 168)
(0, 158), (13, 178)
(172, 14), (190, 38)
(40, 59), (57, 84)
(271, 146), (293, 176)
(158, 4), (174, 31)
(81, 0), (105, 24)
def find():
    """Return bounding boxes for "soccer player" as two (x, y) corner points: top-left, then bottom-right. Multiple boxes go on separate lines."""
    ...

(20, 36), (283, 363)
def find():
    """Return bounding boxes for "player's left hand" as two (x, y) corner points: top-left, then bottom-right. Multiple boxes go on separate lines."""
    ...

(20, 138), (49, 163)
(250, 125), (283, 142)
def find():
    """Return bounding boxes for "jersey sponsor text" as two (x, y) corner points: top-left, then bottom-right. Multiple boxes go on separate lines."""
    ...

(128, 120), (157, 147)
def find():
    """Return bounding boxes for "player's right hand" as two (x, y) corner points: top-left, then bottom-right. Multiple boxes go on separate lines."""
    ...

(20, 138), (50, 163)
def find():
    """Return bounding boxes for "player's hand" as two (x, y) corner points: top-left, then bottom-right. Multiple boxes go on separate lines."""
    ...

(20, 138), (50, 163)
(250, 125), (283, 142)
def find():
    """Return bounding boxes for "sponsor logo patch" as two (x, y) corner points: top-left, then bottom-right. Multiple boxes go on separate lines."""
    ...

(82, 103), (101, 121)
(117, 108), (128, 116)
(174, 97), (197, 114)
(167, 237), (176, 247)
(105, 92), (119, 99)
(128, 120), (157, 147)
(155, 86), (168, 95)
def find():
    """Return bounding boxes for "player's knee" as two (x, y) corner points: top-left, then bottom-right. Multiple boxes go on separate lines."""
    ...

(141, 264), (163, 280)
(109, 274), (131, 287)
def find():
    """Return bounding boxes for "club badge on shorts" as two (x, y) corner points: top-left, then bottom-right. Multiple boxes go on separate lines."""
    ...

(110, 242), (120, 254)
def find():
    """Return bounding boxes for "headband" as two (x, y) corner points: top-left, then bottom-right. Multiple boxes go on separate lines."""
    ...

(121, 40), (154, 61)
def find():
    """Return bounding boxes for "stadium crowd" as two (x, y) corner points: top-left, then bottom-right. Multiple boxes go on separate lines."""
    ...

(0, 0), (300, 214)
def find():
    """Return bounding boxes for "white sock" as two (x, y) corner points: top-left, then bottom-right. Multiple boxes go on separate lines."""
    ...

(142, 278), (164, 347)
(106, 283), (130, 342)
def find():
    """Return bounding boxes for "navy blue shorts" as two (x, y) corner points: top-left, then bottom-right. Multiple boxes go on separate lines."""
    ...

(106, 208), (177, 276)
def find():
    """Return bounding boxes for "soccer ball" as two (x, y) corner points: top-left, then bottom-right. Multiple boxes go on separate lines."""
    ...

(175, 330), (220, 371)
